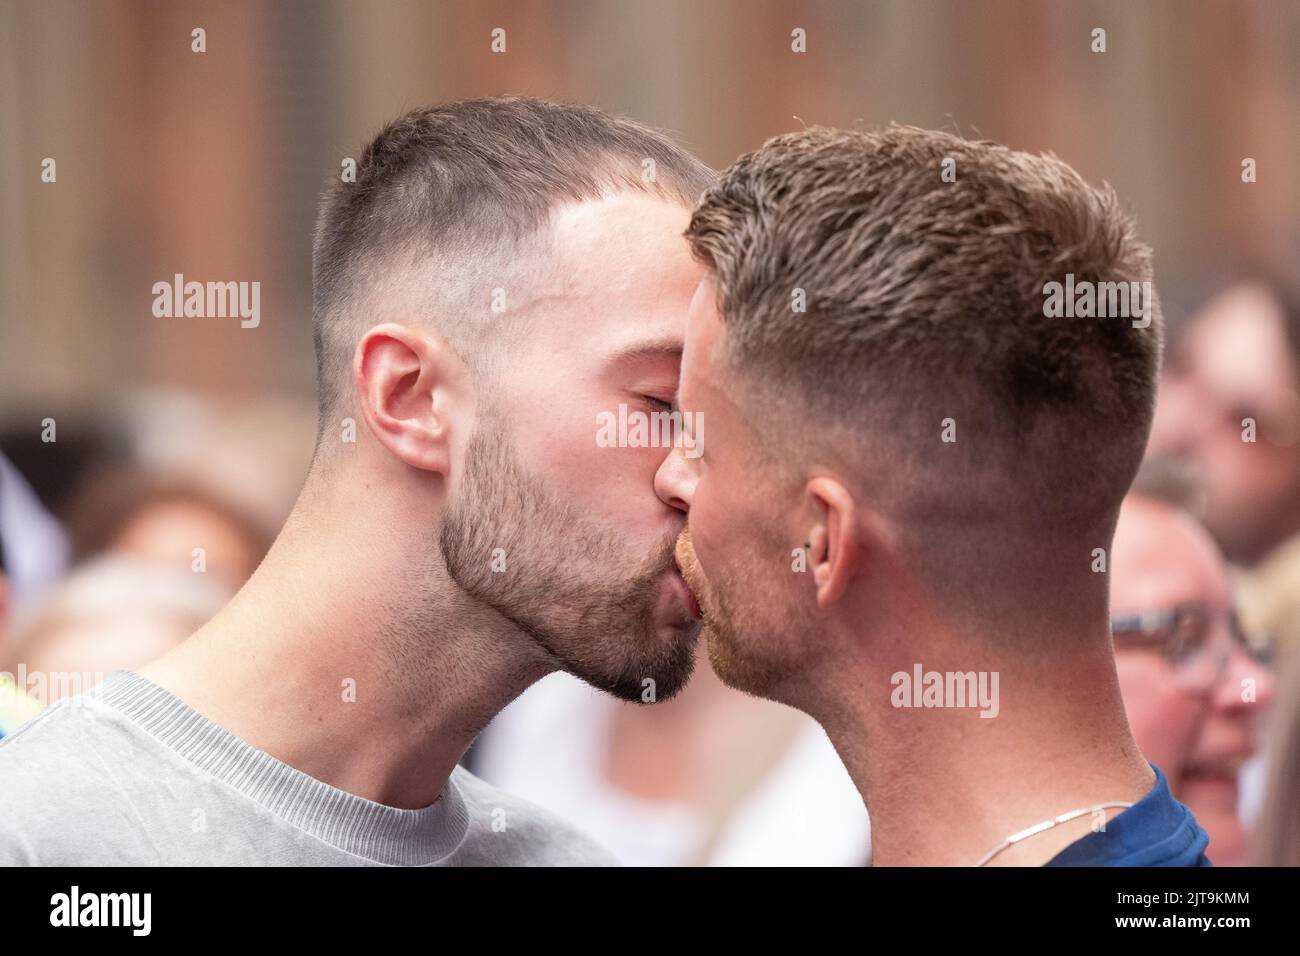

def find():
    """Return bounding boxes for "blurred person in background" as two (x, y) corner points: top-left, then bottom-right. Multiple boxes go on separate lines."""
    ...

(62, 468), (272, 592)
(0, 451), (72, 617)
(0, 452), (72, 738)
(0, 554), (231, 707)
(473, 646), (870, 866)
(0, 526), (8, 628)
(0, 393), (305, 736)
(1151, 272), (1300, 664)
(0, 527), (38, 738)
(1110, 461), (1277, 865)
(106, 389), (316, 548)
(1253, 642), (1300, 865)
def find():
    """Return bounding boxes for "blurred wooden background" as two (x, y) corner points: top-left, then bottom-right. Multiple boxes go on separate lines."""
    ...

(2, 0), (1297, 414)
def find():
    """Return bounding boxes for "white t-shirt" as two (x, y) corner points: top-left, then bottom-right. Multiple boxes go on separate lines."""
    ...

(473, 672), (871, 866)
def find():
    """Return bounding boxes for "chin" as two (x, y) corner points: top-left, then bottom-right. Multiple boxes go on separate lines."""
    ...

(585, 623), (701, 704)
(1201, 818), (1249, 866)
(704, 624), (789, 699)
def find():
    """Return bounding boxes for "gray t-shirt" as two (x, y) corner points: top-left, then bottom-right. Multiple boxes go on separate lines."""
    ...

(0, 670), (618, 866)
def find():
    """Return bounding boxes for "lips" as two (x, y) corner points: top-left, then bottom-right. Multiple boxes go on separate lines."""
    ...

(1183, 753), (1250, 781)
(682, 575), (702, 618)
(672, 554), (703, 619)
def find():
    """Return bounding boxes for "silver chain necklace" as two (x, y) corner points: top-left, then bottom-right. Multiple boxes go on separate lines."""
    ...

(974, 801), (1134, 866)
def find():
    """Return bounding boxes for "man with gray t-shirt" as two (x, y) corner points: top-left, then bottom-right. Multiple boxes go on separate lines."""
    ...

(0, 672), (613, 865)
(0, 98), (713, 866)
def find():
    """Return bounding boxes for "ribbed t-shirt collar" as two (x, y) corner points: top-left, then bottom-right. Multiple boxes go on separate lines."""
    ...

(90, 669), (470, 866)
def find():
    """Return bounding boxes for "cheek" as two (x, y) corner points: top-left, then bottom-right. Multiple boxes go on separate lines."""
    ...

(692, 471), (780, 579)
(1115, 655), (1203, 769)
(687, 478), (724, 563)
(688, 472), (743, 575)
(515, 394), (666, 499)
(577, 445), (683, 541)
(1205, 434), (1287, 494)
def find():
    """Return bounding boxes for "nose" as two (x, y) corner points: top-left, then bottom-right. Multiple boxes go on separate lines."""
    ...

(654, 442), (697, 514)
(1211, 644), (1277, 714)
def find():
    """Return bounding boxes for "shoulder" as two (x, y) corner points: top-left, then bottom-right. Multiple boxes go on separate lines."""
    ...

(449, 766), (621, 866)
(0, 695), (167, 864)
(0, 695), (109, 780)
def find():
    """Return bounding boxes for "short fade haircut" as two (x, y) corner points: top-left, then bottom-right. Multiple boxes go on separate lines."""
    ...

(685, 124), (1162, 542)
(311, 96), (715, 439)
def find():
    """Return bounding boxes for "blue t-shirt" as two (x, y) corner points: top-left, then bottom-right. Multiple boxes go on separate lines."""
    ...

(1046, 765), (1212, 866)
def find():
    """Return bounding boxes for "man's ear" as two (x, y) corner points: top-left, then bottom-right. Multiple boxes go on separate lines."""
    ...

(353, 323), (467, 475)
(804, 476), (861, 608)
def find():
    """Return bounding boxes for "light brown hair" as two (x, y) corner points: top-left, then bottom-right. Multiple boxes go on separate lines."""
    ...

(311, 96), (714, 434)
(686, 125), (1163, 537)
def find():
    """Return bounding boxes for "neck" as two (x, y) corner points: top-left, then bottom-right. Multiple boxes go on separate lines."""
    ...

(811, 609), (1154, 867)
(138, 471), (552, 809)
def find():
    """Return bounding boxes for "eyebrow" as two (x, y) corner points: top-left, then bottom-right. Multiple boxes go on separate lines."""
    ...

(607, 338), (683, 368)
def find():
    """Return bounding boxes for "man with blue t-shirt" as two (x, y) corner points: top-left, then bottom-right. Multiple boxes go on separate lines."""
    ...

(656, 124), (1212, 866)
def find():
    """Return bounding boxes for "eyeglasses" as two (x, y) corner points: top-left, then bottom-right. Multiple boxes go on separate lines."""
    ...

(1110, 604), (1273, 693)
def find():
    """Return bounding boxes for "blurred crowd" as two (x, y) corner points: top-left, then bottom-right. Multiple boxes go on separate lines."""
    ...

(1, 272), (1299, 865)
